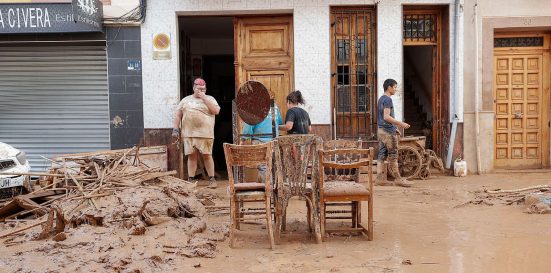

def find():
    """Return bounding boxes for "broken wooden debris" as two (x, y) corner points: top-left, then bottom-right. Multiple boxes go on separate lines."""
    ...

(485, 185), (550, 194)
(0, 145), (227, 260)
(457, 185), (551, 213)
(36, 206), (65, 240)
(0, 218), (48, 239)
(0, 146), (176, 222)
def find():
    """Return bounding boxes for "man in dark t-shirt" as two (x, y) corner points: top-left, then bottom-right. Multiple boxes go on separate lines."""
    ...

(377, 79), (413, 187)
(377, 95), (397, 134)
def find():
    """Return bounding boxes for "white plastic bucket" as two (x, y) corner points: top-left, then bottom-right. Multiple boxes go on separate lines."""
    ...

(454, 159), (467, 177)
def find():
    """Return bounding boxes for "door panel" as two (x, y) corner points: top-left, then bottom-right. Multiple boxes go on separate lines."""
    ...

(494, 54), (544, 168)
(248, 70), (289, 117)
(235, 16), (293, 121)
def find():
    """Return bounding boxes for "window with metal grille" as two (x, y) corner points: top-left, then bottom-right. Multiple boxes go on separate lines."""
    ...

(331, 7), (377, 139)
(494, 37), (544, 48)
(403, 13), (437, 44)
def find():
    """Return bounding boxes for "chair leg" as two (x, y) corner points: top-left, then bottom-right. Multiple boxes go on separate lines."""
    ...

(357, 201), (362, 227)
(265, 198), (275, 249)
(275, 214), (282, 244)
(274, 197), (283, 245)
(282, 207), (287, 232)
(237, 201), (243, 230)
(320, 201), (326, 242)
(351, 202), (357, 228)
(357, 200), (368, 239)
(303, 197), (321, 243)
(230, 197), (237, 248)
(306, 200), (312, 232)
(368, 197), (373, 241)
(314, 218), (322, 243)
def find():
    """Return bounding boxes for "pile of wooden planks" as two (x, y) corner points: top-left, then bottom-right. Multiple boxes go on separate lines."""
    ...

(0, 146), (174, 223)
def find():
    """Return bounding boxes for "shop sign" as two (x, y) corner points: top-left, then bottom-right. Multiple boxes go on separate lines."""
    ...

(0, 0), (102, 34)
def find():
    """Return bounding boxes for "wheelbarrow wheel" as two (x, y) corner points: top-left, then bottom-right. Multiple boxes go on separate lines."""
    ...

(389, 146), (422, 179)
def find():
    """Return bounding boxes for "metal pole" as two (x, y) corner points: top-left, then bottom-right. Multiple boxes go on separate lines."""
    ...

(446, 115), (458, 169)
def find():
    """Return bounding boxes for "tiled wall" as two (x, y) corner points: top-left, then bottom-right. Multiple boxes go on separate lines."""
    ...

(107, 26), (144, 149)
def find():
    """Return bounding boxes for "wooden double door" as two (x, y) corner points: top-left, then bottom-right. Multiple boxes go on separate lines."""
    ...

(234, 16), (293, 120)
(493, 34), (550, 169)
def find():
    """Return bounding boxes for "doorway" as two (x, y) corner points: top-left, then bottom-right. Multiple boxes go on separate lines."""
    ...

(179, 16), (235, 174)
(178, 15), (294, 175)
(403, 46), (434, 149)
(402, 6), (449, 158)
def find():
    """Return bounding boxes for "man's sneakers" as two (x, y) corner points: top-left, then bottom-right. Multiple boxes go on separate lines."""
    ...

(207, 176), (217, 189)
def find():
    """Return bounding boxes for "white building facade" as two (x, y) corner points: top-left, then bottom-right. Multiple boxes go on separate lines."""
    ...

(140, 0), (463, 171)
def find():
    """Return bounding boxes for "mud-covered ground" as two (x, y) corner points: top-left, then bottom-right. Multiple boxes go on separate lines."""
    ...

(2, 172), (551, 273)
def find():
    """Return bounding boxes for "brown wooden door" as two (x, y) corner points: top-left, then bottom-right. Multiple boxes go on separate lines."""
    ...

(234, 16), (293, 120)
(330, 7), (376, 139)
(493, 49), (549, 168)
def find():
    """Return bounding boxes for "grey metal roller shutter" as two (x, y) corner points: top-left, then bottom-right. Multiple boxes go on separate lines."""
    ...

(0, 42), (110, 170)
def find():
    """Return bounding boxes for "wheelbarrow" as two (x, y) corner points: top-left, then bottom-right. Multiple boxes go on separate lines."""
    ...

(391, 136), (444, 180)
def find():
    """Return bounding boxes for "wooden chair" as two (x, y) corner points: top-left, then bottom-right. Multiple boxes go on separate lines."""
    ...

(318, 148), (374, 241)
(223, 141), (275, 249)
(322, 139), (363, 227)
(275, 134), (323, 244)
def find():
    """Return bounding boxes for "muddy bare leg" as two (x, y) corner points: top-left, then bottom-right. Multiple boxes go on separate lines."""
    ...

(187, 150), (198, 178)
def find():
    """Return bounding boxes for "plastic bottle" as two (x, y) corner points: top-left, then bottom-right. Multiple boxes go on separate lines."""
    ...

(454, 157), (467, 177)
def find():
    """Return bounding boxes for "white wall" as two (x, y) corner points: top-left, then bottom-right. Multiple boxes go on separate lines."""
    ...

(293, 4), (330, 124)
(141, 0), (458, 129)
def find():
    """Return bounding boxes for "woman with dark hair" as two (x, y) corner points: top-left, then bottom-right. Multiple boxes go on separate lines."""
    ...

(280, 90), (312, 134)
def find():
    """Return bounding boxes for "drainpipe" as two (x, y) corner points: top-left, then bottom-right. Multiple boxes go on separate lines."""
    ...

(446, 0), (463, 169)
(474, 0), (482, 174)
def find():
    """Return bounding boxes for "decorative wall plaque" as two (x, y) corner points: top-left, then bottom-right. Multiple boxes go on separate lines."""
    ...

(152, 32), (171, 60)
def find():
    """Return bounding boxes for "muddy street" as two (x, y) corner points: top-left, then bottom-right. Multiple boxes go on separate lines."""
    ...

(192, 172), (551, 273)
(2, 172), (551, 273)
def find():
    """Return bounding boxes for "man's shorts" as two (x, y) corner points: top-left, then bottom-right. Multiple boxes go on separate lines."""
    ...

(183, 137), (214, 155)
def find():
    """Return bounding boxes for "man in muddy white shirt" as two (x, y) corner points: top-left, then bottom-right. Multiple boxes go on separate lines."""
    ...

(172, 78), (220, 188)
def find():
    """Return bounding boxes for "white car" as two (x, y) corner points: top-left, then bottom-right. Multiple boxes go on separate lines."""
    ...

(0, 142), (31, 198)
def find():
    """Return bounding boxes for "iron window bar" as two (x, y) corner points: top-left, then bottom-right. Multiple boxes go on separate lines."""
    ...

(494, 37), (544, 48)
(403, 13), (437, 43)
(332, 8), (376, 140)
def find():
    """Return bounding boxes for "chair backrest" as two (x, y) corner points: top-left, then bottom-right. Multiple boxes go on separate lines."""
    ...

(322, 139), (363, 181)
(319, 148), (374, 185)
(276, 134), (322, 196)
(323, 139), (362, 150)
(224, 141), (275, 193)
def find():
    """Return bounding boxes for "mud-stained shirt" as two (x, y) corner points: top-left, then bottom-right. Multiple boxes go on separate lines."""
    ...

(177, 95), (219, 139)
